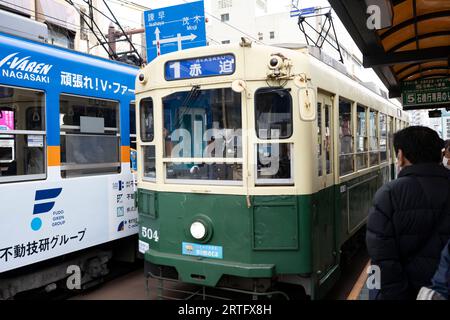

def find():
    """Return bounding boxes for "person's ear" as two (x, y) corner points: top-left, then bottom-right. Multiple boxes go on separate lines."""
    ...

(397, 149), (406, 167)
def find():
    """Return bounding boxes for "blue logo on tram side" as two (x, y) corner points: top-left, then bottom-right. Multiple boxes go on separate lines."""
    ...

(31, 188), (63, 231)
(0, 52), (53, 84)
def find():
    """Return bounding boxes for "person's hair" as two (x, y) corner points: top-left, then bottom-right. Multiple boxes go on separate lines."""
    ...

(393, 126), (444, 164)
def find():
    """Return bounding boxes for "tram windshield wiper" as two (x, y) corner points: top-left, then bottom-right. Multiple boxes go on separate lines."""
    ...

(181, 85), (201, 109)
(175, 85), (201, 129)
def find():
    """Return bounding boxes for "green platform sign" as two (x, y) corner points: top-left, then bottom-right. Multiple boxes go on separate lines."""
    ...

(402, 78), (449, 109)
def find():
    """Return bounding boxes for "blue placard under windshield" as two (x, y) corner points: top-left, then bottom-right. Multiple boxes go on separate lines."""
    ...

(165, 54), (235, 81)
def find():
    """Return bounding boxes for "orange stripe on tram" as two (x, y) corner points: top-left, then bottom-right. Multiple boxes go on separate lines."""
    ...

(47, 146), (61, 167)
(121, 146), (131, 163)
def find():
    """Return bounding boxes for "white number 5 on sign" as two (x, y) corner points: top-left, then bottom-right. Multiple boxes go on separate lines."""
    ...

(141, 227), (159, 242)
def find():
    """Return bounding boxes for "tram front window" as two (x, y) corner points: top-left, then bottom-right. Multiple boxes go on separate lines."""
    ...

(162, 87), (243, 183)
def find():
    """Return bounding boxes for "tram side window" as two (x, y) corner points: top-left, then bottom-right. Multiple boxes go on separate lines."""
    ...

(256, 143), (292, 183)
(380, 113), (387, 162)
(255, 88), (292, 139)
(140, 98), (154, 142)
(369, 109), (379, 166)
(0, 86), (46, 182)
(139, 98), (155, 180)
(59, 95), (120, 178)
(317, 103), (322, 176)
(339, 99), (354, 176)
(255, 88), (293, 185)
(356, 105), (368, 170)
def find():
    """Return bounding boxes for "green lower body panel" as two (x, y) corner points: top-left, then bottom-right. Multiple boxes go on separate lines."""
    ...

(139, 192), (313, 287)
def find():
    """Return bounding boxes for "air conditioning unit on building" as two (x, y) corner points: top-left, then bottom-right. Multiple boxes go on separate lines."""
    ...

(0, 9), (48, 42)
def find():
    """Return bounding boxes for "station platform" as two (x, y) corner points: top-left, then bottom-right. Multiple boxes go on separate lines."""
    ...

(347, 261), (370, 300)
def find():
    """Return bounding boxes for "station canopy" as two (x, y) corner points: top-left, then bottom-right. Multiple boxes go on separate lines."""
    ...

(329, 0), (450, 109)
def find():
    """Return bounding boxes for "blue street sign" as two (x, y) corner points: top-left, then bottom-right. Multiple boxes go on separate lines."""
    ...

(290, 6), (317, 17)
(164, 54), (235, 81)
(144, 1), (207, 62)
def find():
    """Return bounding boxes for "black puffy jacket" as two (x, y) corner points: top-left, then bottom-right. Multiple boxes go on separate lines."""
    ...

(366, 163), (450, 300)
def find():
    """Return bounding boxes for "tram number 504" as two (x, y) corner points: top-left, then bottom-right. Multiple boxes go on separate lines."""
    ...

(141, 227), (159, 242)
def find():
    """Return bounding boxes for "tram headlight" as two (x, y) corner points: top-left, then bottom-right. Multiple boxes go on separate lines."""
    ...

(138, 73), (146, 84)
(190, 221), (207, 240)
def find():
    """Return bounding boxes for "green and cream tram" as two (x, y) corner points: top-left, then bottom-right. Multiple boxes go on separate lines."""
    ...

(135, 40), (409, 299)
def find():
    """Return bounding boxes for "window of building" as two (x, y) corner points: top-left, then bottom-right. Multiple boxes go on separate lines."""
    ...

(221, 40), (230, 44)
(270, 31), (275, 39)
(369, 109), (379, 166)
(0, 86), (46, 183)
(255, 88), (292, 139)
(258, 32), (263, 41)
(339, 98), (354, 176)
(356, 104), (368, 170)
(47, 23), (75, 49)
(221, 13), (229, 22)
(218, 0), (232, 9)
(379, 113), (387, 162)
(162, 88), (242, 184)
(59, 94), (120, 178)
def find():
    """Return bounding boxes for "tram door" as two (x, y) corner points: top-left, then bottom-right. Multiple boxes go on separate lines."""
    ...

(314, 92), (336, 280)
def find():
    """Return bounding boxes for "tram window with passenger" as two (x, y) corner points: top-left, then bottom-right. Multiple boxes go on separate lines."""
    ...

(369, 109), (379, 166)
(0, 86), (46, 183)
(339, 98), (354, 176)
(59, 94), (120, 177)
(356, 105), (368, 170)
(379, 113), (387, 162)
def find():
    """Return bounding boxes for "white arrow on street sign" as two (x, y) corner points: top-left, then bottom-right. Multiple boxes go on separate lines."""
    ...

(152, 27), (198, 53)
(154, 27), (161, 56)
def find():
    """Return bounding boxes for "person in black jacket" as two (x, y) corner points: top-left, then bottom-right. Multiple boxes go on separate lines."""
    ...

(366, 126), (450, 300)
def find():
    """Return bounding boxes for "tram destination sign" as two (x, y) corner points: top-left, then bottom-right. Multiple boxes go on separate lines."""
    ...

(401, 78), (450, 110)
(165, 54), (235, 81)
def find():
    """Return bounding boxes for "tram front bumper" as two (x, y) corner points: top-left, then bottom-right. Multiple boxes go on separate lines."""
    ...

(145, 250), (275, 287)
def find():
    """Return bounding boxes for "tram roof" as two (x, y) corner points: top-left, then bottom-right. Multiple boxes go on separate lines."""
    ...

(329, 0), (450, 99)
(0, 31), (138, 74)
